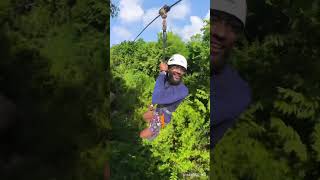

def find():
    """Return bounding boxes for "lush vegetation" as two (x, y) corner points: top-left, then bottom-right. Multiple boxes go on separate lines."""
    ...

(0, 0), (110, 179)
(211, 0), (320, 179)
(1, 0), (319, 179)
(110, 20), (210, 178)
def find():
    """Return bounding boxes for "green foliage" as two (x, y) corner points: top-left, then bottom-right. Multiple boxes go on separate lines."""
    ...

(212, 0), (320, 179)
(157, 31), (189, 60)
(74, 144), (109, 180)
(270, 117), (307, 162)
(212, 122), (290, 180)
(0, 0), (111, 179)
(110, 25), (210, 178)
(274, 87), (319, 119)
(312, 122), (320, 162)
(146, 90), (209, 179)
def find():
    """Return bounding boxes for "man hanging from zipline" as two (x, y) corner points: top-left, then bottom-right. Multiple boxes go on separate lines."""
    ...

(139, 54), (189, 140)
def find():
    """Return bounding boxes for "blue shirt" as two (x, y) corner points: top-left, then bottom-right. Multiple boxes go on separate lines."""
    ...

(152, 72), (189, 123)
(211, 65), (251, 148)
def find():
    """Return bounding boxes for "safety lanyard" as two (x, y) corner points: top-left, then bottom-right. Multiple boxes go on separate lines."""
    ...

(159, 5), (169, 62)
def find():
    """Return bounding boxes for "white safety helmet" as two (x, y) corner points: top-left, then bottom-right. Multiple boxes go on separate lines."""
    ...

(167, 54), (187, 70)
(211, 0), (247, 26)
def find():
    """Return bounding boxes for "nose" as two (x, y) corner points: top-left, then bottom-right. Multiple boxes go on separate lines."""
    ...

(174, 71), (182, 76)
(212, 21), (228, 41)
(173, 70), (183, 76)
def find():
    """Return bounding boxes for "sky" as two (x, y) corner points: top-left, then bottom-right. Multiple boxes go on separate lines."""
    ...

(110, 0), (210, 46)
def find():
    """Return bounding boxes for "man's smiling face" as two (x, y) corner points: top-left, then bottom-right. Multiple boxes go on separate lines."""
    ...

(167, 65), (186, 85)
(211, 10), (243, 73)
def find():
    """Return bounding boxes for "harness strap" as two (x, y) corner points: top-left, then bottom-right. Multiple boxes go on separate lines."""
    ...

(159, 5), (169, 62)
(157, 107), (173, 129)
(163, 108), (172, 115)
(160, 113), (165, 128)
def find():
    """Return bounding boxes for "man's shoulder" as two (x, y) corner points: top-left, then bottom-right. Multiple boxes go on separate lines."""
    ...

(170, 82), (189, 98)
(180, 82), (188, 90)
(179, 82), (189, 96)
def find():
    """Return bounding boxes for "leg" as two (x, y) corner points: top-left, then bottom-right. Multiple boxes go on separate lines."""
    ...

(139, 128), (153, 139)
(140, 112), (161, 140)
(142, 110), (153, 122)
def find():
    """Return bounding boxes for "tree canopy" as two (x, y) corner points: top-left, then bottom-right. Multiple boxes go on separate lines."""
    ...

(1, 0), (110, 179)
(211, 0), (320, 179)
(110, 21), (210, 179)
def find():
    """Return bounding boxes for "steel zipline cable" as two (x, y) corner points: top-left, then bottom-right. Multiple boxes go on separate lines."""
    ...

(133, 0), (182, 42)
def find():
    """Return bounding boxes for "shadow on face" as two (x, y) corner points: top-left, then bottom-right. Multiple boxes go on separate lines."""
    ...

(211, 10), (243, 73)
